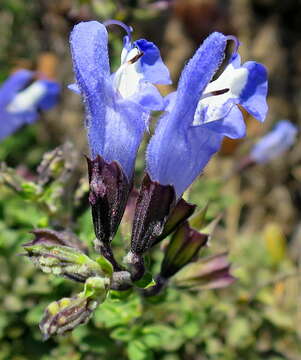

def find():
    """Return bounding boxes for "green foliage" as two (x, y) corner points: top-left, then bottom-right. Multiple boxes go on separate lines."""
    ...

(1, 151), (300, 358)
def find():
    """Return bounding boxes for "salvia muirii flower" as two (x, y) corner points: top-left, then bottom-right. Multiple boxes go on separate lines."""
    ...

(250, 120), (297, 164)
(69, 20), (171, 260)
(69, 20), (171, 179)
(128, 32), (268, 274)
(147, 34), (268, 198)
(0, 69), (60, 141)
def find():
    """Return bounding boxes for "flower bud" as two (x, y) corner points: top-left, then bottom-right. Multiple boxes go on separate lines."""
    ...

(175, 253), (236, 290)
(24, 236), (110, 282)
(40, 277), (109, 339)
(29, 228), (87, 252)
(160, 221), (208, 279)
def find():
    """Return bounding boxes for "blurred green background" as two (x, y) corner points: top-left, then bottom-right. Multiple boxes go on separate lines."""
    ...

(0, 0), (301, 359)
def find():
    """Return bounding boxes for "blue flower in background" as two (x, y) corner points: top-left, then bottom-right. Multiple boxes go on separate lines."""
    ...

(250, 120), (297, 164)
(146, 32), (268, 197)
(69, 20), (171, 180)
(0, 70), (60, 141)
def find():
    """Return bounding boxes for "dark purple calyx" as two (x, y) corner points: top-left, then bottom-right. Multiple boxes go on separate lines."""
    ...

(152, 198), (196, 247)
(130, 173), (176, 255)
(86, 155), (131, 246)
(160, 221), (208, 279)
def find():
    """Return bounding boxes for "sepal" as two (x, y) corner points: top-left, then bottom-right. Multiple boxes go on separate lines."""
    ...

(152, 198), (196, 246)
(87, 155), (131, 245)
(188, 203), (209, 231)
(130, 173), (176, 255)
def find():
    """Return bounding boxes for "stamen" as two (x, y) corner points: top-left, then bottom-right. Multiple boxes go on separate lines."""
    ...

(225, 35), (240, 55)
(128, 51), (144, 64)
(201, 88), (229, 100)
(103, 20), (133, 42)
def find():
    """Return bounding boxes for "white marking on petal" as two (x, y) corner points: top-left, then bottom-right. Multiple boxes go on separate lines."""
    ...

(113, 47), (143, 99)
(193, 63), (249, 126)
(6, 81), (47, 113)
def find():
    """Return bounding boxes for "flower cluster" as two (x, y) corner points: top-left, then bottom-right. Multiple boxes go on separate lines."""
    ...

(24, 19), (268, 338)
(0, 70), (60, 141)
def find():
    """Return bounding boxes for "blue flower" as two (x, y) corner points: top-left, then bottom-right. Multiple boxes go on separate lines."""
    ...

(0, 70), (60, 141)
(69, 20), (171, 180)
(146, 32), (268, 197)
(250, 120), (297, 164)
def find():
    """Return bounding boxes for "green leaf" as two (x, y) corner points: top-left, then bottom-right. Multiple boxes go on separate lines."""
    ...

(94, 296), (141, 328)
(110, 289), (132, 300)
(226, 317), (254, 349)
(110, 327), (133, 342)
(20, 182), (41, 200)
(134, 272), (155, 289)
(96, 256), (113, 277)
(127, 340), (154, 360)
(142, 325), (183, 351)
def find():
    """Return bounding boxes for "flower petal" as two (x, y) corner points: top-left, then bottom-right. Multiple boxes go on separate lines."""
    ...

(250, 120), (297, 163)
(68, 83), (80, 94)
(129, 82), (164, 111)
(70, 21), (110, 152)
(36, 80), (61, 110)
(193, 54), (268, 137)
(70, 21), (110, 90)
(202, 105), (246, 139)
(0, 69), (33, 108)
(147, 112), (223, 197)
(172, 32), (227, 126)
(240, 61), (268, 122)
(147, 32), (227, 196)
(0, 111), (37, 141)
(135, 39), (171, 85)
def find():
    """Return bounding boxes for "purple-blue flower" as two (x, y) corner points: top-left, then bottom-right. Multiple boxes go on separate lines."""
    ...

(69, 20), (171, 180)
(250, 120), (297, 164)
(146, 33), (268, 197)
(0, 70), (60, 141)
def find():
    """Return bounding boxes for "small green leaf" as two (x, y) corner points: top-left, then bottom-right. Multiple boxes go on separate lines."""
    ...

(110, 289), (132, 300)
(96, 256), (113, 277)
(20, 182), (41, 199)
(110, 327), (133, 342)
(127, 340), (154, 360)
